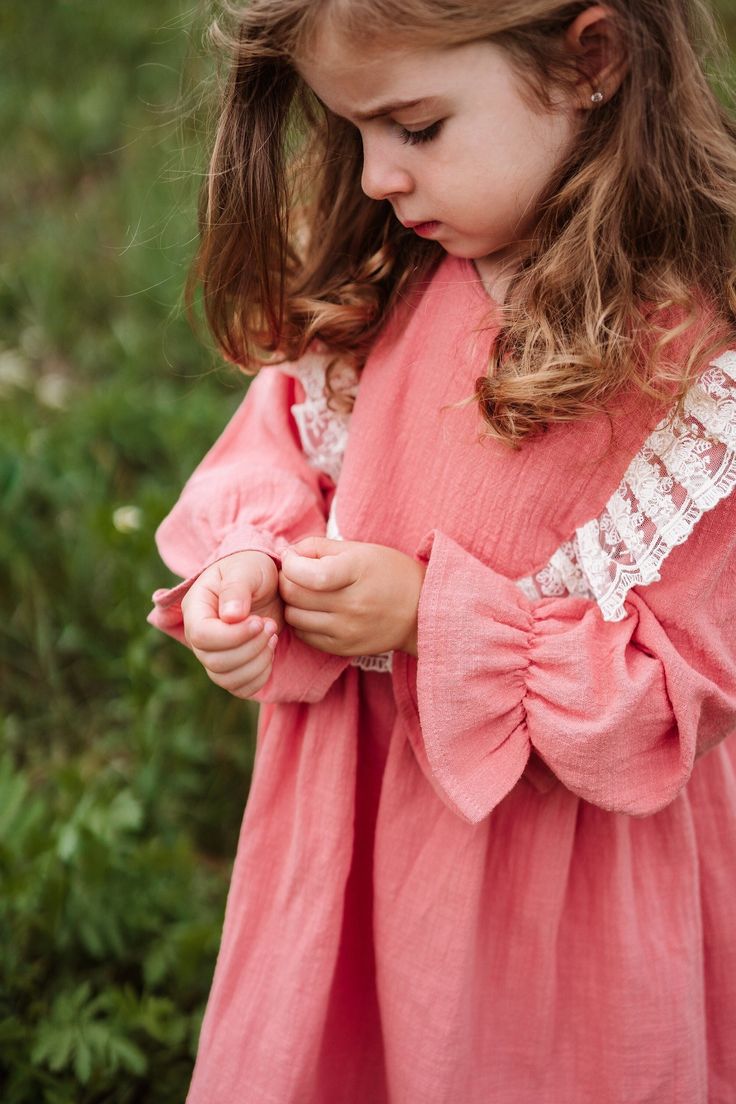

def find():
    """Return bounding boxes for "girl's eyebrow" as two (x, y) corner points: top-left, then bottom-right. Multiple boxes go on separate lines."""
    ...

(353, 97), (431, 121)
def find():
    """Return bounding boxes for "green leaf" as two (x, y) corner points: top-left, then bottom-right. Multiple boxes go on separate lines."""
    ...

(56, 824), (78, 862)
(107, 1035), (148, 1077)
(31, 1024), (75, 1072)
(72, 1035), (92, 1084)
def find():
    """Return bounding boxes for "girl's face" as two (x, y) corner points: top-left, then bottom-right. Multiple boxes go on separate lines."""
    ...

(297, 31), (584, 287)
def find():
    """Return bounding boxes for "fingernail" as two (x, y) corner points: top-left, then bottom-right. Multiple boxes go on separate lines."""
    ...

(267, 634), (278, 650)
(221, 601), (243, 618)
(246, 616), (261, 631)
(264, 619), (277, 636)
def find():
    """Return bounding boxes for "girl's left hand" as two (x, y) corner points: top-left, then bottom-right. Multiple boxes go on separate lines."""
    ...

(278, 537), (426, 657)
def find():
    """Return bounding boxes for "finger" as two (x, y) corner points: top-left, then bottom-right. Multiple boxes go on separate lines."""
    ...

(285, 536), (345, 559)
(281, 547), (357, 592)
(185, 585), (266, 652)
(217, 558), (261, 623)
(227, 650), (276, 698)
(219, 646), (273, 692)
(291, 626), (348, 656)
(200, 625), (277, 674)
(283, 604), (337, 637)
(278, 572), (341, 611)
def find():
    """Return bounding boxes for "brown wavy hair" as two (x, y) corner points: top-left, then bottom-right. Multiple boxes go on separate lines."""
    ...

(187, 0), (736, 448)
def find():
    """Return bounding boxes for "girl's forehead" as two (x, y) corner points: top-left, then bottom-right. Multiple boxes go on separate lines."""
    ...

(295, 34), (521, 123)
(296, 20), (412, 71)
(296, 38), (456, 119)
(296, 23), (426, 94)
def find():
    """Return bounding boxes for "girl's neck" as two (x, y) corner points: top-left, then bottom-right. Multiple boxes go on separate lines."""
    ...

(472, 246), (524, 306)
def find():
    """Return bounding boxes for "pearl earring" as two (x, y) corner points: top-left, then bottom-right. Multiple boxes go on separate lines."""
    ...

(590, 90), (604, 103)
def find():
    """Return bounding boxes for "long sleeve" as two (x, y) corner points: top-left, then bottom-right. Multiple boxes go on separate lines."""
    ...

(392, 355), (736, 822)
(147, 364), (350, 702)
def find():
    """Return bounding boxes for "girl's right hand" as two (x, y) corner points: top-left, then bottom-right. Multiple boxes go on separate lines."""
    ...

(180, 550), (285, 699)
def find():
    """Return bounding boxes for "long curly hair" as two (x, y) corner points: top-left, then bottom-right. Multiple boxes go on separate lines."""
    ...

(187, 0), (736, 449)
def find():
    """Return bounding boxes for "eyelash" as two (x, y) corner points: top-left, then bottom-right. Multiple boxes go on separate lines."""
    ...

(397, 121), (443, 146)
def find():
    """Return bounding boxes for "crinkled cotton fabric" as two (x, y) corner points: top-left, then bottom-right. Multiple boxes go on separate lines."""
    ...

(149, 254), (736, 1104)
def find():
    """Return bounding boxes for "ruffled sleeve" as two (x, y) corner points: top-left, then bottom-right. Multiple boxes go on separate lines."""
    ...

(392, 352), (736, 822)
(147, 360), (351, 703)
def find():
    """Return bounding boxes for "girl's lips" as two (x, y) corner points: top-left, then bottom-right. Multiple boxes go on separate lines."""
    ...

(410, 220), (441, 237)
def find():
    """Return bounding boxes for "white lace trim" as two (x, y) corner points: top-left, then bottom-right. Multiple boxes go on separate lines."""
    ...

(516, 351), (736, 621)
(281, 346), (736, 640)
(280, 351), (393, 674)
(279, 347), (357, 485)
(351, 652), (394, 673)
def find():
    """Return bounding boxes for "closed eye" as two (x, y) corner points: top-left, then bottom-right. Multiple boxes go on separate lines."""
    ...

(397, 120), (443, 146)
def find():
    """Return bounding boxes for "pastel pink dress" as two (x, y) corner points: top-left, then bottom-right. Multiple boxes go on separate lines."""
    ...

(148, 253), (736, 1104)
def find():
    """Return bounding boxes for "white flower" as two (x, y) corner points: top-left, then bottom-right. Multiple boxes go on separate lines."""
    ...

(0, 349), (31, 391)
(36, 372), (71, 409)
(112, 506), (143, 533)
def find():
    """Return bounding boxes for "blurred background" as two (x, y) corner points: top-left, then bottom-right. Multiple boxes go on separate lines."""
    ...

(2, 2), (736, 1101)
(2, 3), (257, 1101)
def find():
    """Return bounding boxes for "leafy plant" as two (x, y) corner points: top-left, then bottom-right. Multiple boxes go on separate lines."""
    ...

(1, 2), (259, 1100)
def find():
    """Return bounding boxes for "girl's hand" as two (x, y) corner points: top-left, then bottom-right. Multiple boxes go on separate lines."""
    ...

(180, 550), (284, 699)
(278, 538), (426, 658)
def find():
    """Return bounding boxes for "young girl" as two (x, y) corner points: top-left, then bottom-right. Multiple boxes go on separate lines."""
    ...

(148, 1), (736, 1100)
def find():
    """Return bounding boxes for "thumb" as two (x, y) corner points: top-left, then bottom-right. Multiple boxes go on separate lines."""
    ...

(286, 536), (343, 559)
(217, 557), (259, 624)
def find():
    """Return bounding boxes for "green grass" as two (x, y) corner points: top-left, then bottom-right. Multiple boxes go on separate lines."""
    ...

(1, 3), (259, 1101)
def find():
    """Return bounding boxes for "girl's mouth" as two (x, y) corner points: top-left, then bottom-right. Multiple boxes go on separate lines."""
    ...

(411, 221), (441, 237)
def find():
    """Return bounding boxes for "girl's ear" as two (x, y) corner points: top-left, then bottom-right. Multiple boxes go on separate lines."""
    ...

(565, 4), (628, 108)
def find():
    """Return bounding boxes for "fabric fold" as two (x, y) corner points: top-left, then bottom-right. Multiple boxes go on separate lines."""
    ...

(412, 529), (535, 823)
(407, 523), (736, 823)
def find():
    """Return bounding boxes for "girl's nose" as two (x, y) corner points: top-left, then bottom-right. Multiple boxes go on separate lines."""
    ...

(360, 134), (413, 202)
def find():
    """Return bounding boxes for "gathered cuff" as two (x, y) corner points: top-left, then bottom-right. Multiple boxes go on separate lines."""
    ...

(392, 529), (536, 823)
(147, 525), (285, 643)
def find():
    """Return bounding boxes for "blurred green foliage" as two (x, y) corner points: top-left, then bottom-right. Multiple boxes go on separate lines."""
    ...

(2, 1), (736, 1101)
(1, 2), (259, 1101)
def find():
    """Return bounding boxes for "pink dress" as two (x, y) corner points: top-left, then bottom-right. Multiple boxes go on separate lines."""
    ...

(149, 253), (736, 1104)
